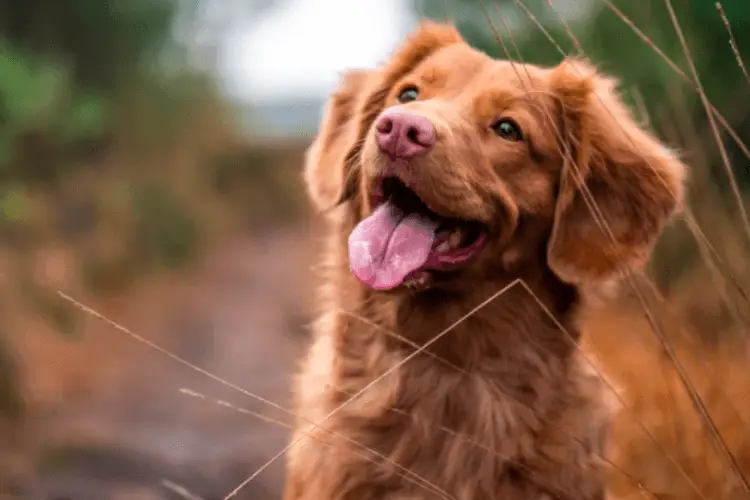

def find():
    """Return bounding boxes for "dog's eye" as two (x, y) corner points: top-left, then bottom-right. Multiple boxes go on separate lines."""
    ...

(397, 87), (419, 103)
(492, 119), (523, 142)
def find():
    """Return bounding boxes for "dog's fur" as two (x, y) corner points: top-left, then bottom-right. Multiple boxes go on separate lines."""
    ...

(284, 22), (686, 500)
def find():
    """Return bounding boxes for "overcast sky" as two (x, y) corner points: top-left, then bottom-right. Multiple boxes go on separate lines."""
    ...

(217, 0), (415, 104)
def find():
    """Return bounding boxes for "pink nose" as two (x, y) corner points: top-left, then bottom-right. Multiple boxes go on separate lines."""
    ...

(374, 109), (436, 159)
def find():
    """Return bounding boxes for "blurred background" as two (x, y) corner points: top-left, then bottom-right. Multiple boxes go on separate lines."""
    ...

(0, 0), (749, 499)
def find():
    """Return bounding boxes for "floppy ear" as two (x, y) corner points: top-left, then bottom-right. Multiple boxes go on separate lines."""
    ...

(547, 59), (687, 284)
(304, 21), (463, 213)
(304, 70), (371, 212)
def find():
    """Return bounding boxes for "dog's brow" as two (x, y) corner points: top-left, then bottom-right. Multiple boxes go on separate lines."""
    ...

(419, 65), (444, 85)
(472, 88), (531, 118)
(482, 88), (518, 106)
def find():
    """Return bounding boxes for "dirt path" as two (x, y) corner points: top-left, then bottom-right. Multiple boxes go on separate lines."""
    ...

(10, 227), (315, 500)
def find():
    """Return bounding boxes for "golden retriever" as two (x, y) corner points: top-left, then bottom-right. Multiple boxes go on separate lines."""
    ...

(284, 21), (686, 500)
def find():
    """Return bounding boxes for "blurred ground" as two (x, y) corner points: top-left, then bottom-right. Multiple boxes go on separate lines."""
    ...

(1, 225), (314, 500)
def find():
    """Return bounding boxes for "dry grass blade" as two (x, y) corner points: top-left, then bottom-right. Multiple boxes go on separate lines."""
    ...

(517, 0), (750, 319)
(514, 281), (709, 500)
(475, 6), (717, 496)
(59, 283), (525, 499)
(511, 3), (749, 492)
(515, 0), (750, 257)
(716, 2), (750, 87)
(662, 0), (750, 492)
(161, 480), (206, 500)
(625, 271), (748, 497)
(629, 87), (652, 128)
(464, 6), (708, 496)
(595, 0), (750, 163)
(682, 209), (750, 304)
(224, 280), (521, 499)
(681, 211), (749, 327)
(662, 0), (750, 251)
(222, 444), (299, 500)
(515, 0), (750, 323)
(338, 309), (470, 374)
(55, 292), (454, 500)
(55, 293), (295, 415)
(512, 0), (562, 52)
(339, 306), (664, 499)
(178, 389), (446, 498)
(225, 281), (524, 499)
(544, 0), (581, 55)
(179, 388), (293, 428)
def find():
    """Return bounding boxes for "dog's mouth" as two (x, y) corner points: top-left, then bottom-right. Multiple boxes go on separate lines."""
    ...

(348, 176), (487, 291)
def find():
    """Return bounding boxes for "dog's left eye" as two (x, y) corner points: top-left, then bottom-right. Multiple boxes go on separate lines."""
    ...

(397, 87), (419, 103)
(492, 119), (523, 142)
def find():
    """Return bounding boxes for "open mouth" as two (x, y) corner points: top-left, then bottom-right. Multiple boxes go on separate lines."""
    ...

(348, 176), (487, 291)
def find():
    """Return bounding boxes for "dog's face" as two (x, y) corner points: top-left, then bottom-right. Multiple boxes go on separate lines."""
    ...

(305, 22), (686, 293)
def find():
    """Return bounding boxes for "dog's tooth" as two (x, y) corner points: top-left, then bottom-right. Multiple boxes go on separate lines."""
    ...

(448, 230), (462, 248)
(436, 242), (450, 253)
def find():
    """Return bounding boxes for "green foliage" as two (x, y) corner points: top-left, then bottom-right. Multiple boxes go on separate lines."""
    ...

(0, 0), (176, 181)
(0, 0), (175, 89)
(0, 39), (108, 181)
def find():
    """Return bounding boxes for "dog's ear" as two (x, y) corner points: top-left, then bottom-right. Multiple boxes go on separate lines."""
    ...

(546, 59), (687, 284)
(304, 70), (371, 212)
(304, 22), (463, 213)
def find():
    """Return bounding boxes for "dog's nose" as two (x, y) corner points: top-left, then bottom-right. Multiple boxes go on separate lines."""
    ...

(375, 109), (436, 159)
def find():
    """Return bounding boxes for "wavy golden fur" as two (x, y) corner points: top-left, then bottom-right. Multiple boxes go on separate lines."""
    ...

(285, 21), (686, 500)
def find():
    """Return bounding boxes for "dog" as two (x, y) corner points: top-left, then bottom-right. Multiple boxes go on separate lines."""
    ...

(283, 21), (686, 500)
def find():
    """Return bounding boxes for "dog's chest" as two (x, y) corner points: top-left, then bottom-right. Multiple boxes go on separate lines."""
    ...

(322, 355), (562, 485)
(291, 331), (608, 500)
(346, 356), (549, 457)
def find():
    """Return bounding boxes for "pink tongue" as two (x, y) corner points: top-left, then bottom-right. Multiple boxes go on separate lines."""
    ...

(348, 202), (438, 290)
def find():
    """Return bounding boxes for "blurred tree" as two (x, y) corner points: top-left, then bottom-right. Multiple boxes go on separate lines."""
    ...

(0, 0), (177, 186)
(0, 0), (174, 89)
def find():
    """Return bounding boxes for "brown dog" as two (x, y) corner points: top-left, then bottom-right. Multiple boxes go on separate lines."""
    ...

(284, 21), (685, 500)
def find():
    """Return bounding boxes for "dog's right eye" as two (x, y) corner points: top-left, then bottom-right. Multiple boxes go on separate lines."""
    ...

(397, 87), (419, 103)
(492, 119), (523, 142)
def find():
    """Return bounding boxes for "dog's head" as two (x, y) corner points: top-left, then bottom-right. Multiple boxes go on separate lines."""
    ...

(305, 22), (686, 293)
